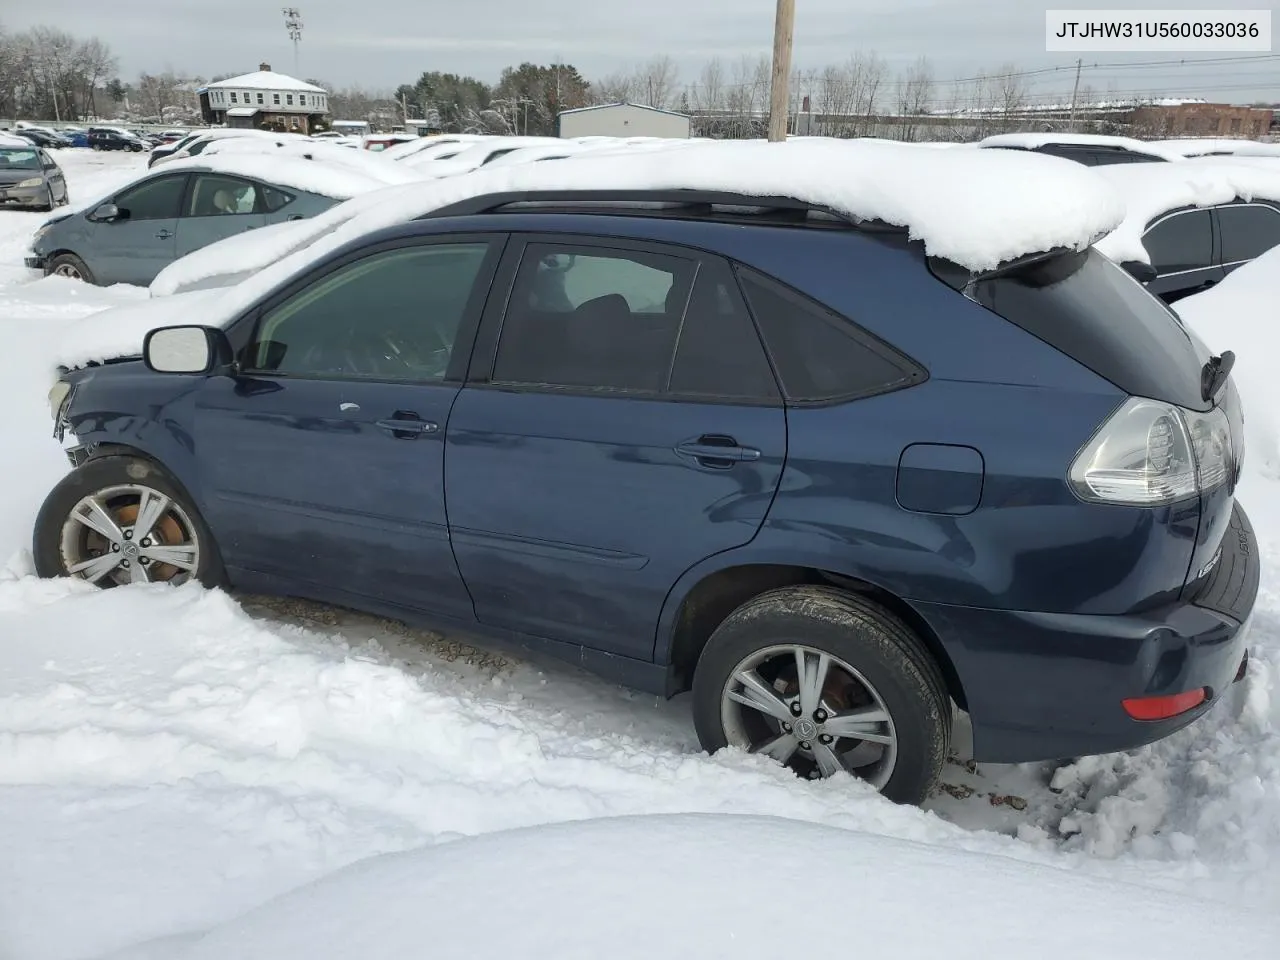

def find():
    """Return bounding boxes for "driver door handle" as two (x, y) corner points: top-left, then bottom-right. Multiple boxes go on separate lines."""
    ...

(155, 229), (173, 239)
(675, 435), (761, 468)
(376, 414), (439, 439)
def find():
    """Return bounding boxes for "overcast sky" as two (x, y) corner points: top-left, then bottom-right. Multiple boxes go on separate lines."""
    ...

(5, 0), (1277, 103)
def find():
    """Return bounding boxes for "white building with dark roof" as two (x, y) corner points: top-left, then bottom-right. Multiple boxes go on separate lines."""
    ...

(198, 63), (329, 134)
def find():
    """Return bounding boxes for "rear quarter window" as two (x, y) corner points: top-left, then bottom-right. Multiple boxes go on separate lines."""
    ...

(733, 266), (925, 404)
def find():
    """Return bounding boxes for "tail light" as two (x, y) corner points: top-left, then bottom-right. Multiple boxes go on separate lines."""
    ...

(1069, 397), (1235, 506)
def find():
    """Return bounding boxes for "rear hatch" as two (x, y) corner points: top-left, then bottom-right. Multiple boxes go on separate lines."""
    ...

(932, 247), (1243, 595)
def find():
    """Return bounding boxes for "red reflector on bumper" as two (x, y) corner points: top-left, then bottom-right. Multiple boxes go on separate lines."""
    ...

(1122, 688), (1208, 721)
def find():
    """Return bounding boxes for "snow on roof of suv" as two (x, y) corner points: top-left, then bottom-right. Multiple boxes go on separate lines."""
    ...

(149, 137), (1125, 307)
(1091, 159), (1280, 264)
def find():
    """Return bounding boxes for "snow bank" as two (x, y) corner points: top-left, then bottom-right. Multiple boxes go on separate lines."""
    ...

(1175, 246), (1280, 488)
(1092, 160), (1280, 264)
(978, 132), (1186, 162)
(143, 138), (1122, 322)
(138, 814), (1276, 960)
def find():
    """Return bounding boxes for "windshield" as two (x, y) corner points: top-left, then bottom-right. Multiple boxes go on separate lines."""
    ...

(0, 147), (40, 170)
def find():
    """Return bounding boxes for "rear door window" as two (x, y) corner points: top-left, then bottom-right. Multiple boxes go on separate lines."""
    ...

(1216, 204), (1280, 264)
(492, 242), (693, 393)
(1142, 210), (1213, 275)
(667, 258), (780, 402)
(187, 174), (259, 216)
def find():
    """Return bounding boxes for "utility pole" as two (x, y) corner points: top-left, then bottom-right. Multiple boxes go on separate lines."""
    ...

(768, 0), (795, 142)
(1067, 57), (1082, 131)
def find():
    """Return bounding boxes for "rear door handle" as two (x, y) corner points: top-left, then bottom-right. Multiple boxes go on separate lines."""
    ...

(376, 416), (439, 439)
(675, 435), (762, 468)
(155, 229), (173, 239)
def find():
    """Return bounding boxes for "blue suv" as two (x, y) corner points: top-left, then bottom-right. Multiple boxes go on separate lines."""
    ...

(36, 187), (1258, 805)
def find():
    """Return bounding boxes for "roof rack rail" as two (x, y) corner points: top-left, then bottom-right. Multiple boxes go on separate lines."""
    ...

(418, 189), (871, 226)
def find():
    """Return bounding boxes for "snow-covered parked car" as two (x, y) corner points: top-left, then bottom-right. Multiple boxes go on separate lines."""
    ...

(977, 132), (1184, 165)
(196, 135), (425, 186)
(25, 152), (402, 287)
(1091, 159), (1280, 303)
(396, 136), (566, 176)
(149, 128), (313, 169)
(38, 139), (1257, 806)
(381, 133), (489, 161)
(1153, 138), (1280, 160)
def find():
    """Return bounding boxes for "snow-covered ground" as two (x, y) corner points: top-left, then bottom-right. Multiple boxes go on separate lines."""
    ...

(1, 151), (1279, 959)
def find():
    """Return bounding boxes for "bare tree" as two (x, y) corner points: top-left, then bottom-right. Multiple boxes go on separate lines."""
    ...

(591, 69), (637, 104)
(76, 37), (116, 118)
(135, 72), (179, 121)
(636, 55), (679, 109)
(689, 57), (725, 113)
(894, 56), (933, 141)
(0, 25), (119, 121)
(991, 62), (1027, 133)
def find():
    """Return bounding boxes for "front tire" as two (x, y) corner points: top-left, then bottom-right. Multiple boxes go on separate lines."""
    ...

(692, 585), (951, 806)
(33, 455), (226, 589)
(47, 252), (94, 284)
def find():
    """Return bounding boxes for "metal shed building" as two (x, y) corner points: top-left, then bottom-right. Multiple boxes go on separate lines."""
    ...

(557, 102), (691, 139)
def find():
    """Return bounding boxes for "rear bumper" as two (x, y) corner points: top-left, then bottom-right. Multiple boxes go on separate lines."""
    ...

(25, 255), (47, 271)
(915, 502), (1260, 763)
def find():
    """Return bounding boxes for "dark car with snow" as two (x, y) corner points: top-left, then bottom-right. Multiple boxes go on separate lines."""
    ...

(977, 133), (1179, 166)
(1094, 161), (1280, 304)
(34, 142), (1258, 806)
(87, 127), (148, 152)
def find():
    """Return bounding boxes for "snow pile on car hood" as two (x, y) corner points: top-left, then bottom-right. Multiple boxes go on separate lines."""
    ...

(131, 814), (1275, 960)
(148, 137), (1124, 307)
(1092, 160), (1280, 264)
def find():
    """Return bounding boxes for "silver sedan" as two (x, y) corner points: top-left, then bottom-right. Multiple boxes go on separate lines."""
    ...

(0, 140), (68, 211)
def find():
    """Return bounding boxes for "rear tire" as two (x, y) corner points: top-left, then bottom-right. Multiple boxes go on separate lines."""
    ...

(33, 454), (227, 589)
(47, 253), (94, 284)
(692, 585), (951, 806)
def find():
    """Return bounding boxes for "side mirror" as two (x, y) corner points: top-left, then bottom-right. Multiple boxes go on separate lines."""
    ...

(91, 202), (121, 222)
(143, 325), (229, 374)
(1121, 260), (1158, 284)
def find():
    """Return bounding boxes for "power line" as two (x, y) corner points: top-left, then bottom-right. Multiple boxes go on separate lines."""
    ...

(684, 52), (1280, 95)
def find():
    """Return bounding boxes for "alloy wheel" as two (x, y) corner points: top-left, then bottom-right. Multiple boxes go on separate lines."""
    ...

(720, 643), (898, 787)
(57, 483), (201, 586)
